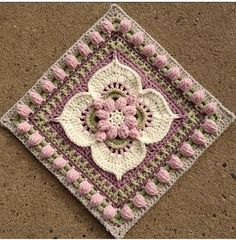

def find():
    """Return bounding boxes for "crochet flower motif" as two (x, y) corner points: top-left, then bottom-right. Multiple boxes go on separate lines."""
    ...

(57, 57), (178, 180)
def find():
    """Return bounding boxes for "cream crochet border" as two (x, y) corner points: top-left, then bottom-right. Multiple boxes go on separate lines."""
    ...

(1, 4), (235, 238)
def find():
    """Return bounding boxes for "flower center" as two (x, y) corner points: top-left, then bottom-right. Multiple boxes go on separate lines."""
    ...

(109, 110), (124, 127)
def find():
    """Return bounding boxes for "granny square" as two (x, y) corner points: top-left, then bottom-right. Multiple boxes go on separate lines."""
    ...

(1, 4), (235, 238)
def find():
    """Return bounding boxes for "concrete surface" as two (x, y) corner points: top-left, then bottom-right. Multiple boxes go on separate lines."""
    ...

(0, 3), (236, 238)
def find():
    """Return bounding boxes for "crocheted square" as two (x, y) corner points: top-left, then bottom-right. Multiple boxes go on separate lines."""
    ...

(1, 4), (235, 238)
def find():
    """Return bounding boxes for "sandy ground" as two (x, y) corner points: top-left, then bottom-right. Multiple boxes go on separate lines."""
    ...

(0, 3), (235, 238)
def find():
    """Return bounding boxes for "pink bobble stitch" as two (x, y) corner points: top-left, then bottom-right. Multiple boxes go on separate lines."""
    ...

(16, 104), (32, 118)
(103, 98), (115, 112)
(120, 205), (134, 220)
(177, 78), (193, 92)
(53, 156), (68, 169)
(101, 19), (114, 34)
(154, 55), (167, 69)
(90, 192), (104, 207)
(123, 106), (136, 116)
(142, 44), (156, 58)
(53, 67), (67, 81)
(78, 180), (93, 195)
(103, 205), (117, 220)
(96, 110), (109, 120)
(180, 142), (195, 157)
(144, 181), (158, 196)
(41, 144), (55, 158)
(17, 121), (32, 134)
(132, 193), (146, 208)
(117, 125), (129, 139)
(203, 102), (217, 116)
(40, 80), (56, 93)
(124, 116), (137, 128)
(115, 97), (127, 110)
(126, 95), (137, 106)
(129, 32), (144, 46)
(166, 67), (181, 81)
(106, 127), (118, 139)
(77, 43), (92, 57)
(89, 31), (104, 45)
(191, 130), (206, 145)
(119, 19), (132, 33)
(129, 128), (140, 139)
(156, 167), (171, 183)
(29, 91), (44, 105)
(93, 99), (105, 110)
(28, 131), (43, 146)
(167, 155), (183, 170)
(202, 119), (217, 134)
(191, 90), (205, 105)
(65, 55), (80, 69)
(66, 167), (80, 183)
(97, 120), (111, 131)
(95, 131), (107, 142)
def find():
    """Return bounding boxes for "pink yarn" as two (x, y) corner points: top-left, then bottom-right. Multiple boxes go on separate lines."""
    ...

(29, 91), (44, 105)
(124, 116), (137, 128)
(142, 44), (156, 58)
(89, 31), (104, 45)
(66, 167), (80, 183)
(77, 43), (92, 57)
(120, 205), (134, 220)
(95, 131), (107, 142)
(202, 119), (217, 134)
(103, 98), (115, 112)
(103, 205), (117, 220)
(177, 78), (193, 92)
(53, 67), (67, 81)
(78, 180), (93, 195)
(115, 97), (127, 110)
(166, 67), (181, 81)
(144, 181), (158, 196)
(28, 131), (43, 146)
(129, 32), (144, 46)
(97, 120), (111, 131)
(106, 127), (118, 139)
(16, 104), (32, 118)
(123, 106), (136, 115)
(132, 193), (146, 208)
(17, 121), (32, 134)
(191, 130), (206, 145)
(156, 167), (171, 183)
(191, 90), (205, 105)
(65, 55), (80, 69)
(53, 156), (68, 169)
(118, 19), (132, 33)
(96, 110), (109, 120)
(180, 142), (195, 157)
(167, 155), (183, 170)
(100, 19), (114, 34)
(40, 80), (56, 93)
(129, 127), (140, 139)
(203, 102), (217, 116)
(93, 99), (105, 110)
(90, 192), (104, 207)
(41, 144), (55, 158)
(154, 55), (167, 69)
(126, 95), (137, 106)
(117, 125), (129, 139)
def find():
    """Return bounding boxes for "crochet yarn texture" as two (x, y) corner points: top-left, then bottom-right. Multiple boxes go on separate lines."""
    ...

(0, 4), (235, 238)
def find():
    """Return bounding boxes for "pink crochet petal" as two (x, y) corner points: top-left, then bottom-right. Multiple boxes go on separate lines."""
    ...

(122, 106), (136, 116)
(97, 120), (111, 131)
(106, 127), (118, 139)
(115, 97), (127, 110)
(124, 116), (137, 128)
(126, 95), (137, 106)
(129, 127), (140, 139)
(103, 98), (115, 112)
(96, 110), (109, 120)
(117, 124), (129, 139)
(95, 131), (107, 142)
